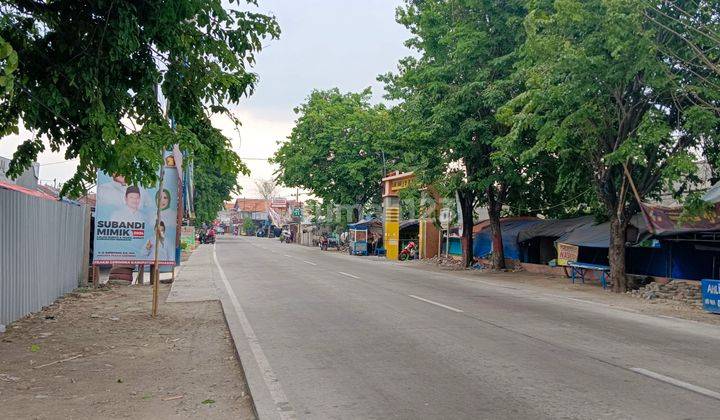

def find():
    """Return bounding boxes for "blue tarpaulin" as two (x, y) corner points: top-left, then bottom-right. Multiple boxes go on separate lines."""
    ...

(474, 219), (544, 260)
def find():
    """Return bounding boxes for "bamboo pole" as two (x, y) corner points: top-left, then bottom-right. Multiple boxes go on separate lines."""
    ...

(152, 158), (166, 318)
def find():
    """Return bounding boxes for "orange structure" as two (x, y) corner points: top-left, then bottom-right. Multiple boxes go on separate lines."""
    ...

(382, 170), (446, 260)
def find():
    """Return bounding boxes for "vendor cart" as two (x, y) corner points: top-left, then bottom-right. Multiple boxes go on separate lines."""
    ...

(348, 227), (368, 256)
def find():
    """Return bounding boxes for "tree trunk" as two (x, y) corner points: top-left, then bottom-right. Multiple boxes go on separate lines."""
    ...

(487, 187), (506, 270)
(458, 191), (475, 268)
(609, 216), (629, 292)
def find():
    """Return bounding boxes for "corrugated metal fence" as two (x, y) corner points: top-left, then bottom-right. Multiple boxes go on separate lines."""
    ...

(0, 189), (88, 327)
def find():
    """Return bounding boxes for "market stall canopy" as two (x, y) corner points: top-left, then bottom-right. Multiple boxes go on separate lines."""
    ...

(347, 218), (383, 229)
(400, 219), (419, 230)
(640, 202), (720, 236)
(556, 214), (648, 248)
(474, 218), (544, 259)
(704, 182), (720, 204)
(517, 216), (595, 243)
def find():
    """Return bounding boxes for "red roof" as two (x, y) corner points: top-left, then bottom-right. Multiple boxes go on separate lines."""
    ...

(0, 180), (57, 201)
(234, 198), (268, 213)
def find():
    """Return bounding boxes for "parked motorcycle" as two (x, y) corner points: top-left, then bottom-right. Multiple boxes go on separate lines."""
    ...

(399, 241), (416, 261)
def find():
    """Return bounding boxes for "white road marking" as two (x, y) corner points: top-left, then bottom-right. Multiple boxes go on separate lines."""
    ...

(409, 295), (464, 313)
(213, 245), (297, 419)
(630, 368), (720, 401)
(338, 271), (360, 279)
(284, 254), (293, 258)
(302, 260), (317, 266)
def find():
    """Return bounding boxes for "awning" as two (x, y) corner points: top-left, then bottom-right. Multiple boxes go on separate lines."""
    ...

(400, 219), (418, 230)
(641, 202), (720, 236)
(474, 219), (544, 259)
(704, 182), (720, 204)
(347, 218), (382, 229)
(517, 216), (595, 243)
(556, 214), (648, 248)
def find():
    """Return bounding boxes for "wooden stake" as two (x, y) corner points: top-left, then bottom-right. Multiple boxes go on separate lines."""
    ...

(152, 156), (166, 318)
(136, 265), (145, 285)
(92, 265), (99, 289)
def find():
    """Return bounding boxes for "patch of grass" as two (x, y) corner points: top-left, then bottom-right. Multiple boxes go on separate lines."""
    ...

(201, 399), (215, 405)
(142, 393), (153, 400)
(29, 344), (40, 352)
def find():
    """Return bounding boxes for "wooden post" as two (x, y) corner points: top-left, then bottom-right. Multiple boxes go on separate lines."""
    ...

(151, 158), (165, 318)
(92, 265), (99, 289)
(80, 205), (92, 287)
(136, 265), (145, 285)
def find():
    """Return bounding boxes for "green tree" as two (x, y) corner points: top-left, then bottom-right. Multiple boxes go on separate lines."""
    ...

(381, 0), (531, 268)
(0, 35), (17, 111)
(502, 0), (720, 291)
(642, 0), (720, 184)
(0, 0), (279, 197)
(242, 216), (255, 235)
(192, 122), (248, 226)
(272, 88), (394, 221)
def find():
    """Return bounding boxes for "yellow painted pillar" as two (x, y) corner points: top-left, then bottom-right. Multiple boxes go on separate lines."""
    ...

(384, 197), (400, 260)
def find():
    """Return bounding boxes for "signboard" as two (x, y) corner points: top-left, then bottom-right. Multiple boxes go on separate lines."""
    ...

(439, 208), (451, 229)
(557, 243), (579, 266)
(93, 164), (178, 266)
(390, 178), (411, 191)
(292, 208), (302, 218)
(702, 279), (720, 314)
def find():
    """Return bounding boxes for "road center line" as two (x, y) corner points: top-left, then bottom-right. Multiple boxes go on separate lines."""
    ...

(630, 368), (720, 401)
(302, 260), (317, 266)
(409, 295), (464, 313)
(338, 271), (360, 279)
(212, 245), (297, 419)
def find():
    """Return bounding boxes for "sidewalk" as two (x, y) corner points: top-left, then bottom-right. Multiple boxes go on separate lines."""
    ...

(0, 264), (254, 419)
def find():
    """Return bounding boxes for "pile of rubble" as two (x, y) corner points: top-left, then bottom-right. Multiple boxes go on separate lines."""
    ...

(422, 256), (466, 270)
(628, 281), (702, 308)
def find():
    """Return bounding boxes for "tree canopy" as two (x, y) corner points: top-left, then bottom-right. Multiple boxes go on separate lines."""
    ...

(0, 0), (279, 197)
(381, 0), (545, 268)
(500, 0), (720, 291)
(272, 88), (394, 208)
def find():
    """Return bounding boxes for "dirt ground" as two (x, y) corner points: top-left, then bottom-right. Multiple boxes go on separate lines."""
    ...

(0, 284), (255, 420)
(410, 259), (720, 325)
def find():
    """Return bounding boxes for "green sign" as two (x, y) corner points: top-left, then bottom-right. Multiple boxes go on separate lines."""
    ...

(292, 208), (302, 217)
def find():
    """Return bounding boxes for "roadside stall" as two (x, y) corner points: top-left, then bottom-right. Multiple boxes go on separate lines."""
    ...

(348, 227), (368, 256)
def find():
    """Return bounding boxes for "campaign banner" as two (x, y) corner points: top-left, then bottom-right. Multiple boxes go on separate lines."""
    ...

(93, 157), (179, 266)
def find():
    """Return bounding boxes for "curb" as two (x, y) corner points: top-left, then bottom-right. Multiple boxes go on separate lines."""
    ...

(213, 270), (285, 420)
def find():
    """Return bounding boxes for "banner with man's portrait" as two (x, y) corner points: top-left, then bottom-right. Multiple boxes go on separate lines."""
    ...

(93, 161), (178, 266)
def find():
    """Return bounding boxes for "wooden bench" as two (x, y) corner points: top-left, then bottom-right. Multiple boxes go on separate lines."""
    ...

(568, 261), (611, 289)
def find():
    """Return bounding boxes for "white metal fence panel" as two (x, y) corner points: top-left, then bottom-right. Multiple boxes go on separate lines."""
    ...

(0, 189), (87, 327)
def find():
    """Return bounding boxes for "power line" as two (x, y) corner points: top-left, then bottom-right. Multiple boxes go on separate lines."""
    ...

(39, 160), (78, 166)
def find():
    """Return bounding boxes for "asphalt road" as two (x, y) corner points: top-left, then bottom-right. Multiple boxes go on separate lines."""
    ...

(215, 236), (720, 420)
